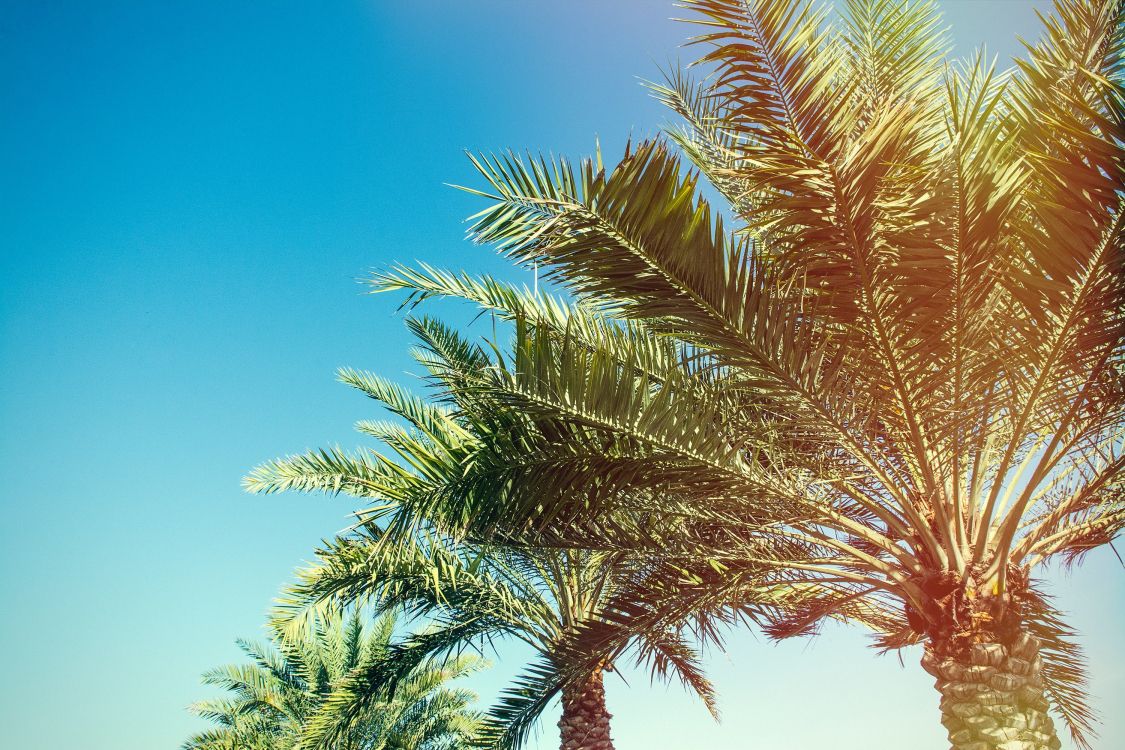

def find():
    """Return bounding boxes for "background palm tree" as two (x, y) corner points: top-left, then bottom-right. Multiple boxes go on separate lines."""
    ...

(348, 1), (1123, 749)
(183, 610), (484, 750)
(246, 314), (789, 750)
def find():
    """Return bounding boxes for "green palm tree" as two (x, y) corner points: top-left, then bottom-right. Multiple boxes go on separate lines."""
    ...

(342, 1), (1123, 749)
(247, 315), (783, 750)
(184, 610), (484, 750)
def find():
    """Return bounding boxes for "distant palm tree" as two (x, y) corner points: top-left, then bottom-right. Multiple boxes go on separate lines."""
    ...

(346, 1), (1123, 749)
(183, 610), (484, 750)
(247, 315), (785, 750)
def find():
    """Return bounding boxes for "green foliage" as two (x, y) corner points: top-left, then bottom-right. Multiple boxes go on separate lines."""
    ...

(246, 1), (1123, 748)
(339, 0), (1121, 745)
(249, 313), (772, 748)
(183, 610), (485, 750)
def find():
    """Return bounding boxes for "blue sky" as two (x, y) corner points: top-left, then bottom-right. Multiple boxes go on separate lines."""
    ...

(1, 2), (1120, 749)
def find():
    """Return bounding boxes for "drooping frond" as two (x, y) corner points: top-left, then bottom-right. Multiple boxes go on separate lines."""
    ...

(474, 654), (565, 750)
(1023, 586), (1099, 749)
(433, 0), (1125, 740)
(245, 3), (1125, 746)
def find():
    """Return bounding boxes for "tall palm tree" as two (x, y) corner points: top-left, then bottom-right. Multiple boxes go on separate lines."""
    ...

(247, 314), (788, 750)
(356, 1), (1123, 749)
(184, 610), (484, 750)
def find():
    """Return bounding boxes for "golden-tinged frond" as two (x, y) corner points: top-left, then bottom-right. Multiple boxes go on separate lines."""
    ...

(248, 2), (1124, 747)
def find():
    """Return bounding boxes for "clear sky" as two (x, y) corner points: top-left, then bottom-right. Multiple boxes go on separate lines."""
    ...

(2, 2), (1120, 749)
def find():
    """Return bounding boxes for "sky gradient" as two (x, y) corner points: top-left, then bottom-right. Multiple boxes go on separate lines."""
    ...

(1, 2), (1121, 749)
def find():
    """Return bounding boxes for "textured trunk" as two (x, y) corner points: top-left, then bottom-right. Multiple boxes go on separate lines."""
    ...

(557, 668), (613, 750)
(922, 631), (1060, 750)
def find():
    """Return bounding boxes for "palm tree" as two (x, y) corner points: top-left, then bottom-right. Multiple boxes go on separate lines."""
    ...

(348, 1), (1123, 749)
(183, 610), (484, 750)
(247, 316), (782, 750)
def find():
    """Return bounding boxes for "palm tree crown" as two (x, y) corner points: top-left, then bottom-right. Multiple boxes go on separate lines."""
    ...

(247, 317), (779, 749)
(332, 1), (1122, 748)
(184, 610), (484, 750)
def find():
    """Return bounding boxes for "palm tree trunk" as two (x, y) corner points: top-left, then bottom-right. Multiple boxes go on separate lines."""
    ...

(557, 668), (613, 750)
(922, 631), (1060, 750)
